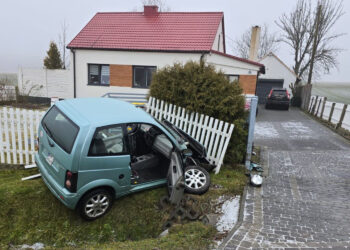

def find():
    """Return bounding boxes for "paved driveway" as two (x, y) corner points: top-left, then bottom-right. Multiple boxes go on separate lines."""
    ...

(222, 107), (350, 249)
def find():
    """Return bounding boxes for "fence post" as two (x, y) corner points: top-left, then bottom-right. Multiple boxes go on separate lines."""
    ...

(320, 97), (327, 119)
(316, 97), (322, 117)
(336, 104), (348, 130)
(309, 97), (314, 113)
(328, 103), (336, 123)
(311, 96), (318, 115)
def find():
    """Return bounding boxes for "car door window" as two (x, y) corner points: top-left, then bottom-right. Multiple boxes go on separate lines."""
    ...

(88, 125), (126, 156)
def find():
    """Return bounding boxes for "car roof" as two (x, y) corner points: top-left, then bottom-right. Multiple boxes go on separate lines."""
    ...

(55, 98), (156, 127)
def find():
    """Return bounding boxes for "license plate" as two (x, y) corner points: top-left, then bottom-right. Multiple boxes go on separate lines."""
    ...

(45, 154), (54, 165)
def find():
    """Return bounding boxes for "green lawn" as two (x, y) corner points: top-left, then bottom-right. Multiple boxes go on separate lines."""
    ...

(0, 165), (246, 249)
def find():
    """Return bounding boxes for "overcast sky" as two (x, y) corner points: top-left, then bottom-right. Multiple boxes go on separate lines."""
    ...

(0, 0), (349, 82)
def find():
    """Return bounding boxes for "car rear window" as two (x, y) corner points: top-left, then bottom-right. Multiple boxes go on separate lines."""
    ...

(273, 90), (287, 95)
(42, 106), (79, 153)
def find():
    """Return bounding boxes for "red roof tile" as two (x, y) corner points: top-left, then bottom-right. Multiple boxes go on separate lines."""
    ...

(67, 11), (223, 52)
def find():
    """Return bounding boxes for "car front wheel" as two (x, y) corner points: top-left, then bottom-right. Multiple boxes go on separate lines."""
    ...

(78, 188), (113, 220)
(184, 165), (210, 195)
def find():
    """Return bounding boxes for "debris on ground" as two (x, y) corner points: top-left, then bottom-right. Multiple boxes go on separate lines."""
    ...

(18, 242), (44, 249)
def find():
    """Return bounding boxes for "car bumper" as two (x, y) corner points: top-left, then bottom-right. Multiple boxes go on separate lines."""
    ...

(35, 153), (79, 209)
(266, 100), (289, 106)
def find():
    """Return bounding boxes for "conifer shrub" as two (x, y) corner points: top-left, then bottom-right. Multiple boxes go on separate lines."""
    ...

(149, 61), (248, 164)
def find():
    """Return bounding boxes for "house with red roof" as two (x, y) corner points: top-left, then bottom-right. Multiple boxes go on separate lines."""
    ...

(67, 5), (265, 98)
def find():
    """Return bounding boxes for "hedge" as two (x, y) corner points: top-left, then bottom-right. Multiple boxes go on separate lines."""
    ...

(149, 61), (248, 164)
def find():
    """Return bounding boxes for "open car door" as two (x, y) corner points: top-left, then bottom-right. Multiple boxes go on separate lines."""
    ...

(167, 151), (185, 205)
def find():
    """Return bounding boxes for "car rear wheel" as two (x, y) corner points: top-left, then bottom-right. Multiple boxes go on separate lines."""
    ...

(184, 165), (210, 195)
(78, 188), (113, 220)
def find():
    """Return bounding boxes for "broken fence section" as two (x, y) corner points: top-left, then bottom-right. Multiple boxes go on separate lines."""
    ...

(146, 97), (235, 173)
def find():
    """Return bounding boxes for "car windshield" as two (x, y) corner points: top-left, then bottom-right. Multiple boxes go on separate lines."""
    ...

(42, 106), (79, 153)
(155, 118), (185, 144)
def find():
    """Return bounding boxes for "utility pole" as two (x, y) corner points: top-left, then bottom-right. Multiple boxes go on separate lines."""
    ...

(307, 3), (322, 84)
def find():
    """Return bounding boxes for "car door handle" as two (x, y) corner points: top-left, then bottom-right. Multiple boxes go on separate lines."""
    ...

(47, 137), (54, 147)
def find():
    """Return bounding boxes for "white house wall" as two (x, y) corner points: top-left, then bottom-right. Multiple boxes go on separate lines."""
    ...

(73, 49), (260, 98)
(73, 50), (201, 97)
(205, 53), (260, 75)
(211, 20), (225, 52)
(259, 55), (296, 95)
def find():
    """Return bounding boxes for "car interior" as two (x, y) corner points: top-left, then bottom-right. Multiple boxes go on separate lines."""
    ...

(127, 123), (174, 184)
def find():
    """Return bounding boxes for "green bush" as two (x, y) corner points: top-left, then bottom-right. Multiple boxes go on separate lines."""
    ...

(149, 61), (247, 164)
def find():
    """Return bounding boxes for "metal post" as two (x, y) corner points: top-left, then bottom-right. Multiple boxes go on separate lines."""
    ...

(245, 96), (258, 170)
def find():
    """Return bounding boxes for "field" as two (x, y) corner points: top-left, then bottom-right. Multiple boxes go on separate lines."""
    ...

(0, 164), (246, 249)
(312, 82), (350, 104)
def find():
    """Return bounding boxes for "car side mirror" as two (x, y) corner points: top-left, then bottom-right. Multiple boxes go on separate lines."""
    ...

(182, 149), (192, 157)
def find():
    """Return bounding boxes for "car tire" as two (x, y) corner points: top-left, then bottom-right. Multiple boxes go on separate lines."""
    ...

(184, 165), (210, 195)
(265, 104), (269, 109)
(78, 188), (113, 221)
(285, 105), (289, 110)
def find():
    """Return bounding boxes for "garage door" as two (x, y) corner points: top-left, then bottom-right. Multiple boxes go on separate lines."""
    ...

(256, 79), (284, 104)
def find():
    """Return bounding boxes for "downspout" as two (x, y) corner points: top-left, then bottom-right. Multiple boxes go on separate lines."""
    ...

(72, 49), (76, 98)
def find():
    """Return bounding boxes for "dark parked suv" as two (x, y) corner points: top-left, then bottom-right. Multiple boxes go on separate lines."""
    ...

(265, 88), (290, 110)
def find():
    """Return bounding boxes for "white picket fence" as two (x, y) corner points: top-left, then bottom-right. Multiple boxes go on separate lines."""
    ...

(146, 97), (234, 173)
(308, 96), (350, 131)
(0, 107), (45, 164)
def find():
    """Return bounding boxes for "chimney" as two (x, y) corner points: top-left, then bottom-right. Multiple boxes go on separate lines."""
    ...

(144, 5), (159, 16)
(248, 26), (261, 61)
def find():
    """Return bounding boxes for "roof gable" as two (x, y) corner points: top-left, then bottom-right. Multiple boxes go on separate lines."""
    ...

(67, 11), (224, 52)
(259, 53), (297, 77)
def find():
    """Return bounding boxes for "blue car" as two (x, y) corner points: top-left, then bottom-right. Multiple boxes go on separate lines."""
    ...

(35, 98), (211, 220)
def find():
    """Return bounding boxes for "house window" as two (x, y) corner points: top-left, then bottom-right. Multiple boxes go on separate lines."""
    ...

(226, 74), (239, 83)
(88, 64), (110, 86)
(133, 66), (156, 88)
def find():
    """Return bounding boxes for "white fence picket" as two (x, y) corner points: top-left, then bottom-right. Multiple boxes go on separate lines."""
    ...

(3, 107), (11, 163)
(0, 109), (4, 163)
(9, 108), (17, 164)
(29, 110), (35, 163)
(23, 110), (30, 165)
(216, 124), (234, 173)
(16, 109), (23, 164)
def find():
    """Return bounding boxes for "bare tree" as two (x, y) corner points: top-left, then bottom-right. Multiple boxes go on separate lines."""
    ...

(233, 24), (280, 59)
(141, 0), (170, 11)
(58, 20), (68, 69)
(276, 0), (344, 83)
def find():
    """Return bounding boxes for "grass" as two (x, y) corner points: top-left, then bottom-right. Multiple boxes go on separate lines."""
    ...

(0, 164), (246, 249)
